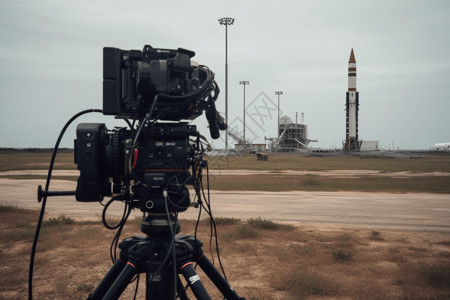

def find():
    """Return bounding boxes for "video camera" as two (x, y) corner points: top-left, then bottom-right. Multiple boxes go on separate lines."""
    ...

(74, 45), (225, 213)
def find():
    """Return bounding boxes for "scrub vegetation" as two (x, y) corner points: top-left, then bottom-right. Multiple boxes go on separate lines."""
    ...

(1, 206), (449, 299)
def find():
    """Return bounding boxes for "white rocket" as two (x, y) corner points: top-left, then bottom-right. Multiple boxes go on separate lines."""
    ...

(344, 48), (361, 151)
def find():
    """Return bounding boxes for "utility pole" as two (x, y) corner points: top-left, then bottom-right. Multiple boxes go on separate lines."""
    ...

(218, 17), (235, 150)
(239, 81), (249, 142)
(275, 91), (283, 138)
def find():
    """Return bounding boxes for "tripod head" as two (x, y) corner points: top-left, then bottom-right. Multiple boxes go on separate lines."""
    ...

(141, 214), (180, 237)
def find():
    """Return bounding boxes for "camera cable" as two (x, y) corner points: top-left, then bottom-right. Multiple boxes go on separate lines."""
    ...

(28, 109), (102, 300)
(101, 194), (133, 262)
(201, 162), (228, 281)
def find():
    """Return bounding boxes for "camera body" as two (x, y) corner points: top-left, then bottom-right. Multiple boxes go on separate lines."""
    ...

(74, 122), (196, 213)
(103, 45), (203, 121)
(74, 45), (222, 213)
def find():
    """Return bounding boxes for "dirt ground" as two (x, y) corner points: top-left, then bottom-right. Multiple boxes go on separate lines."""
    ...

(1, 174), (449, 233)
(1, 170), (450, 299)
(1, 203), (450, 299)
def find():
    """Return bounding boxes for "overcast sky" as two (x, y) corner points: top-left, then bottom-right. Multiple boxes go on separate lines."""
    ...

(1, 0), (449, 150)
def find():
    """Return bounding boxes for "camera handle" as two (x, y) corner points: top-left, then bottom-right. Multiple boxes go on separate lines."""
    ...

(37, 185), (75, 203)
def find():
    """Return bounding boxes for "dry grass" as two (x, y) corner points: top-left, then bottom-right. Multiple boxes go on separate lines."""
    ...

(0, 150), (74, 172)
(2, 151), (449, 193)
(207, 174), (450, 193)
(207, 153), (450, 172)
(1, 207), (450, 299)
(2, 150), (450, 173)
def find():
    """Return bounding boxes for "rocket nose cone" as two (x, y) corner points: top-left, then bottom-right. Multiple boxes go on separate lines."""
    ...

(349, 48), (356, 63)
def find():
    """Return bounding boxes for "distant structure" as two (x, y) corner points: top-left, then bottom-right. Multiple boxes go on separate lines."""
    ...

(360, 140), (379, 151)
(266, 114), (317, 152)
(430, 142), (450, 151)
(344, 48), (362, 152)
(229, 127), (266, 153)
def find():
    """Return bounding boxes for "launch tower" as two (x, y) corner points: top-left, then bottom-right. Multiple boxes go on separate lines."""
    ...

(344, 48), (362, 152)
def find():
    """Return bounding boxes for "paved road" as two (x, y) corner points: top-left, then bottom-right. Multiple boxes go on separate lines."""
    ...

(1, 178), (449, 233)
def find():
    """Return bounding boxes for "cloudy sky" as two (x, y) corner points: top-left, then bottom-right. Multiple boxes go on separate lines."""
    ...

(1, 0), (449, 150)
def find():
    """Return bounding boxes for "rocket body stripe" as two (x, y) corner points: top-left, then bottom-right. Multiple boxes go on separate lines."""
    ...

(347, 61), (357, 92)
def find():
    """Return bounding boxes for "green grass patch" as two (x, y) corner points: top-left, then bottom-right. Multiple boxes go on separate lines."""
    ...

(214, 217), (241, 225)
(247, 217), (294, 230)
(223, 224), (260, 240)
(332, 249), (354, 261)
(43, 216), (76, 226)
(236, 225), (260, 239)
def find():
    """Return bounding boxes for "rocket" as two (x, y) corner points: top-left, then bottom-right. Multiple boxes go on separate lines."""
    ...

(344, 48), (361, 151)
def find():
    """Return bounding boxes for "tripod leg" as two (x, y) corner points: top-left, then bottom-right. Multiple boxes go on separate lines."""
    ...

(176, 275), (190, 300)
(197, 255), (245, 300)
(87, 258), (126, 300)
(88, 236), (145, 299)
(102, 262), (138, 299)
(179, 262), (211, 300)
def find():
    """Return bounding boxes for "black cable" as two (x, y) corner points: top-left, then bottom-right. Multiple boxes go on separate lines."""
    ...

(99, 190), (134, 262)
(201, 162), (228, 280)
(156, 66), (215, 102)
(133, 274), (140, 300)
(108, 200), (132, 262)
(193, 175), (204, 268)
(28, 109), (102, 300)
(102, 194), (128, 230)
(127, 95), (160, 182)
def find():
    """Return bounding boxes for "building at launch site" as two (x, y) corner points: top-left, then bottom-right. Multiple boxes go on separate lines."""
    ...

(265, 114), (317, 153)
(228, 112), (316, 153)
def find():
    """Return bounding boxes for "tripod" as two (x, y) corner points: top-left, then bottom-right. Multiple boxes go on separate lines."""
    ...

(87, 214), (245, 300)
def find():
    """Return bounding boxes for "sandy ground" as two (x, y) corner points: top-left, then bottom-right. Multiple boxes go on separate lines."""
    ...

(1, 174), (449, 233)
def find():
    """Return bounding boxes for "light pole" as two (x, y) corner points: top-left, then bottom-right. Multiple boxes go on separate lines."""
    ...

(218, 17), (235, 150)
(239, 81), (249, 142)
(275, 91), (283, 137)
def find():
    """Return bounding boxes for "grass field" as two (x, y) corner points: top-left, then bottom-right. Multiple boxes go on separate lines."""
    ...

(1, 149), (449, 193)
(207, 153), (450, 172)
(0, 149), (450, 172)
(2, 149), (450, 172)
(208, 174), (450, 193)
